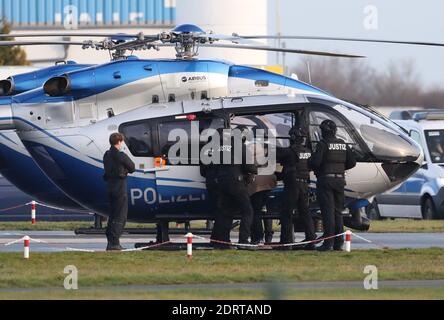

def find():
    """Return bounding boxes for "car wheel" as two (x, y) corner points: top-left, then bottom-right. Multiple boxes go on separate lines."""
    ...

(366, 200), (382, 220)
(422, 197), (436, 220)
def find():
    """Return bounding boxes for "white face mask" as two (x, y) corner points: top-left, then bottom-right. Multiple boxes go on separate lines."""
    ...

(115, 141), (123, 151)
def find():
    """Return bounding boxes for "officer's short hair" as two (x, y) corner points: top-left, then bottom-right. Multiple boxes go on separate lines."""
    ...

(109, 133), (124, 146)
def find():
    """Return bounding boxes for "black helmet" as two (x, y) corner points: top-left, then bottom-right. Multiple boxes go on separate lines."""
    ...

(320, 120), (337, 137)
(289, 126), (307, 143)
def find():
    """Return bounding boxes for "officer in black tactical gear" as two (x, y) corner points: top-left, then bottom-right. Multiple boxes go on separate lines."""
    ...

(310, 120), (356, 251)
(103, 133), (136, 251)
(277, 126), (316, 250)
(201, 128), (257, 248)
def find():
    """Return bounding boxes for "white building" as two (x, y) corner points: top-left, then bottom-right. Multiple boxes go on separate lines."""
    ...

(1, 0), (274, 67)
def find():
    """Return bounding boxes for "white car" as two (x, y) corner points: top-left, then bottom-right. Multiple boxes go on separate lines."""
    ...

(369, 110), (444, 220)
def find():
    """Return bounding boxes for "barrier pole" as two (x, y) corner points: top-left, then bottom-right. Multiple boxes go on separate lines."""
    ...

(24, 236), (30, 259)
(31, 201), (36, 225)
(345, 230), (352, 252)
(186, 233), (193, 260)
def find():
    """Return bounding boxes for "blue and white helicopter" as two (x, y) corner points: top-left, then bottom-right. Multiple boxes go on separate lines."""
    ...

(0, 24), (430, 240)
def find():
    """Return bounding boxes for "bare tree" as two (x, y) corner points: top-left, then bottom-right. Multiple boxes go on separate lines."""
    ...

(292, 58), (444, 107)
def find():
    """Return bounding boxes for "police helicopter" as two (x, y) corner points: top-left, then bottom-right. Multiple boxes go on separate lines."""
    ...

(0, 24), (361, 214)
(0, 24), (431, 241)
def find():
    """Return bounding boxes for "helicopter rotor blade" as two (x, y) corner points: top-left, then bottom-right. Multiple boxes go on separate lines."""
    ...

(238, 35), (444, 47)
(196, 43), (365, 58)
(0, 32), (156, 39)
(198, 34), (264, 46)
(0, 40), (86, 46)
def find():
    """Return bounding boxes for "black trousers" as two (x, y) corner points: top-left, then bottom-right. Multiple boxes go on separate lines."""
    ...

(209, 178), (254, 244)
(316, 177), (345, 248)
(105, 179), (128, 245)
(280, 181), (316, 244)
(251, 191), (274, 242)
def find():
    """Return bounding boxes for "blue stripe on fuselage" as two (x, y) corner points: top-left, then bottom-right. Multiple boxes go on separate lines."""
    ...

(0, 139), (82, 209)
(228, 65), (330, 96)
(12, 60), (327, 104)
(12, 60), (232, 104)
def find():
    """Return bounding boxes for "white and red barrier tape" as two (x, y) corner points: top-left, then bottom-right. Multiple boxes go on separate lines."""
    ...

(0, 201), (88, 213)
(0, 203), (30, 212)
(1, 230), (385, 257)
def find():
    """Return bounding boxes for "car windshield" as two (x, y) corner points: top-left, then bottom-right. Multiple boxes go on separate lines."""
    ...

(425, 130), (444, 163)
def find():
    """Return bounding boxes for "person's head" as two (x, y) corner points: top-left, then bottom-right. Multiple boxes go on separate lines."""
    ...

(109, 133), (125, 150)
(320, 120), (337, 138)
(289, 126), (307, 145)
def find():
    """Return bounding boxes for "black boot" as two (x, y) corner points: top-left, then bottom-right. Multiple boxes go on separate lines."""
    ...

(264, 232), (274, 244)
(294, 243), (316, 251)
(316, 244), (333, 252)
(106, 243), (125, 251)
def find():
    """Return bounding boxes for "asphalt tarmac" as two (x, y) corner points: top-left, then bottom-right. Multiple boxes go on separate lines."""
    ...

(1, 231), (444, 252)
(1, 280), (444, 293)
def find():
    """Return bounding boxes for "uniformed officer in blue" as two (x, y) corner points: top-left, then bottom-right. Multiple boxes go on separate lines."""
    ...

(310, 120), (356, 251)
(103, 133), (136, 251)
(277, 126), (316, 250)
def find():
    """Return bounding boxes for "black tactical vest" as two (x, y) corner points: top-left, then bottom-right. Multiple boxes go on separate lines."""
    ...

(319, 138), (347, 175)
(283, 145), (311, 181)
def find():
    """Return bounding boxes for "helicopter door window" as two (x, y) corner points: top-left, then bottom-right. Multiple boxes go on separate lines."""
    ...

(119, 122), (153, 157)
(308, 110), (362, 157)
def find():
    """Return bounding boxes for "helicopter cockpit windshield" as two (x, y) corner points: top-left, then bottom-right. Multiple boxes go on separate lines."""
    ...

(332, 103), (421, 162)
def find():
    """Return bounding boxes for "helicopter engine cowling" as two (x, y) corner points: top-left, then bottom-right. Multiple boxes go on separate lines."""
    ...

(43, 76), (70, 96)
(0, 79), (13, 96)
(43, 69), (96, 98)
(0, 62), (93, 97)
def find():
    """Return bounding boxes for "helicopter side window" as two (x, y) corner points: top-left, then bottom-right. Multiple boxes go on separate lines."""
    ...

(308, 110), (364, 159)
(120, 122), (153, 157)
(231, 113), (295, 148)
(158, 116), (226, 165)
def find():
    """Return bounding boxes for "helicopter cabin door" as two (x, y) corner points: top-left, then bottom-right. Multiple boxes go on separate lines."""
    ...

(307, 106), (382, 199)
(151, 112), (227, 217)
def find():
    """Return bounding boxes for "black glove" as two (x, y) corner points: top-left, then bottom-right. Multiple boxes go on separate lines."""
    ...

(245, 174), (256, 185)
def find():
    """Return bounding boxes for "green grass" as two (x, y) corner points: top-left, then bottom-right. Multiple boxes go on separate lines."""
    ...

(1, 287), (444, 300)
(0, 221), (162, 231)
(0, 249), (444, 289)
(367, 219), (444, 233)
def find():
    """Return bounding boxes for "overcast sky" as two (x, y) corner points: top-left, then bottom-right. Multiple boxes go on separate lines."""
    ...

(270, 0), (444, 88)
